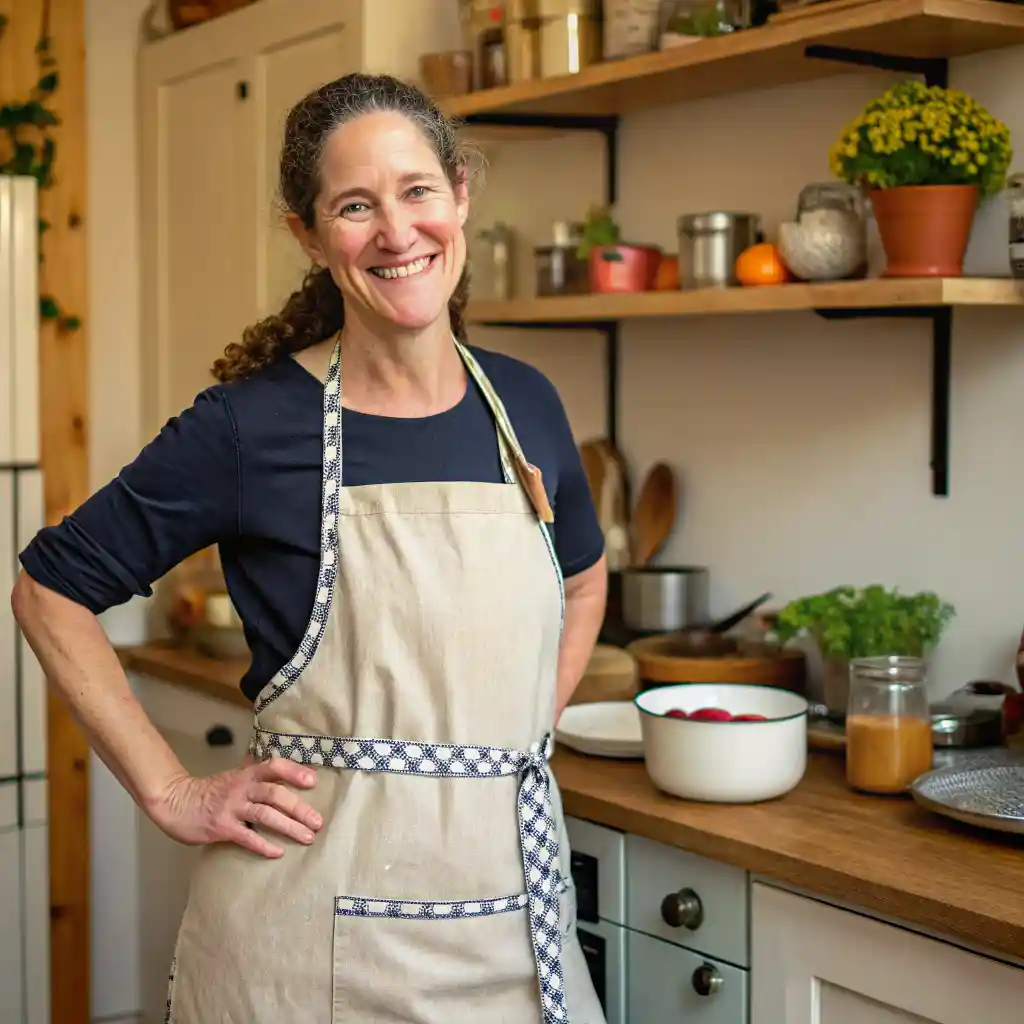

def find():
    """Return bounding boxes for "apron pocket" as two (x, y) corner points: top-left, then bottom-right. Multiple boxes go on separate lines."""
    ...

(331, 891), (544, 1024)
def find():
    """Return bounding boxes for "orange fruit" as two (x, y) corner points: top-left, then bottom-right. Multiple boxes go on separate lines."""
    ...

(735, 243), (790, 286)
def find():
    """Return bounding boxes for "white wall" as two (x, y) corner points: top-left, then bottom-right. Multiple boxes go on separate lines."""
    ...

(472, 54), (1024, 700)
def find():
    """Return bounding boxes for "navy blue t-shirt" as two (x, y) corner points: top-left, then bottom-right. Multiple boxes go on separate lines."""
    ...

(20, 346), (604, 703)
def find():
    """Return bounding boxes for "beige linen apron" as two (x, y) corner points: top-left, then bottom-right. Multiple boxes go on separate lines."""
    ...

(163, 337), (606, 1024)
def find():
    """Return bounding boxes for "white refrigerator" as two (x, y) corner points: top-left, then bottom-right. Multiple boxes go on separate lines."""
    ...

(0, 173), (52, 1024)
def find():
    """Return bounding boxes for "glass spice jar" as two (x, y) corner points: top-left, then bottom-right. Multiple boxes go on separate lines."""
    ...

(845, 657), (934, 795)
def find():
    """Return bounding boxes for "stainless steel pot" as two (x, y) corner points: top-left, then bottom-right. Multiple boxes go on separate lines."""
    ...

(621, 566), (709, 634)
(677, 212), (761, 288)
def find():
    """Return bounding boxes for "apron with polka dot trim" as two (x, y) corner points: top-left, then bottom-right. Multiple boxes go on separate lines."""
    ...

(163, 337), (606, 1024)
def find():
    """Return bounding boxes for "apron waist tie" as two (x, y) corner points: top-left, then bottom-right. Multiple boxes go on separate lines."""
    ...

(249, 728), (569, 1024)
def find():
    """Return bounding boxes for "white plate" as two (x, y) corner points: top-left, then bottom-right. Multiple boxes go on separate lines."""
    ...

(555, 701), (644, 760)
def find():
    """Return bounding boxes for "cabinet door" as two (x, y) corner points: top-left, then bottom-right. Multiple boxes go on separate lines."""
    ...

(253, 19), (360, 317)
(0, 823), (26, 1024)
(628, 929), (747, 1024)
(0, 471), (17, 780)
(22, 820), (50, 1024)
(140, 53), (255, 434)
(752, 882), (1024, 1023)
(134, 675), (252, 1024)
(16, 469), (45, 776)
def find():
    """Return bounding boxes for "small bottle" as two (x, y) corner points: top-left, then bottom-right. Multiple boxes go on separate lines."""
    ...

(845, 657), (933, 795)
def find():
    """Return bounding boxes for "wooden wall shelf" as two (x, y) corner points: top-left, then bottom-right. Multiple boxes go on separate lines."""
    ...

(467, 278), (1024, 325)
(442, 0), (1024, 119)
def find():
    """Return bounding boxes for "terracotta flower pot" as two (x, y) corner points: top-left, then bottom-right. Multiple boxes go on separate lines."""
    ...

(588, 245), (662, 293)
(869, 185), (979, 277)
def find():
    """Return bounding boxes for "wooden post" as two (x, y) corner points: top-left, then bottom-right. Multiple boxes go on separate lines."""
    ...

(0, 1), (91, 1020)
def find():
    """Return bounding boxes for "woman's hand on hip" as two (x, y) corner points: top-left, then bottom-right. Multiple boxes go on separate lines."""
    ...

(148, 757), (322, 859)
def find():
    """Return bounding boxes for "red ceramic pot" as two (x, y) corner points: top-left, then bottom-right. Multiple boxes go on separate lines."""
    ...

(588, 245), (662, 293)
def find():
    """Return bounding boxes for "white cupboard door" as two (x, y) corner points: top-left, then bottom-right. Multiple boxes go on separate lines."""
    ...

(752, 882), (1024, 1023)
(134, 676), (252, 1024)
(0, 471), (17, 780)
(254, 19), (359, 318)
(10, 176), (40, 466)
(22, 822), (50, 1024)
(0, 824), (26, 1024)
(0, 174), (40, 469)
(140, 53), (254, 435)
(15, 469), (46, 776)
(628, 929), (747, 1024)
(0, 178), (13, 466)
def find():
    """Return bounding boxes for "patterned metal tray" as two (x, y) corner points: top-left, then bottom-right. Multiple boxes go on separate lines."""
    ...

(911, 765), (1024, 835)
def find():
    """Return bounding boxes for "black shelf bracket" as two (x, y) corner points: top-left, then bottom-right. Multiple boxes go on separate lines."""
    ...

(803, 45), (949, 89)
(478, 320), (621, 445)
(814, 306), (952, 497)
(467, 113), (622, 441)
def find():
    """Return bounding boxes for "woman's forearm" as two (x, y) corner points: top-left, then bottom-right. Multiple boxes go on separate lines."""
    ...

(554, 556), (608, 720)
(11, 570), (188, 813)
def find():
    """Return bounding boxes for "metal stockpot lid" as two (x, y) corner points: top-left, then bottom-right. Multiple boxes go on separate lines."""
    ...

(678, 211), (761, 234)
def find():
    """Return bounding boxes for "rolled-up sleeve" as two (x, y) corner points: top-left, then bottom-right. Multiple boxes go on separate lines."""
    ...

(19, 387), (241, 613)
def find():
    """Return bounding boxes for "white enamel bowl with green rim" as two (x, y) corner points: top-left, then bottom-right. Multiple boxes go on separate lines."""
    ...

(634, 683), (810, 803)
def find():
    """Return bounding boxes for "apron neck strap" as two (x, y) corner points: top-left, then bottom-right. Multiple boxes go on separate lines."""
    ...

(455, 339), (554, 524)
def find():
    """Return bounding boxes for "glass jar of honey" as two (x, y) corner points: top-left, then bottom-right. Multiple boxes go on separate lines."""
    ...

(845, 656), (933, 795)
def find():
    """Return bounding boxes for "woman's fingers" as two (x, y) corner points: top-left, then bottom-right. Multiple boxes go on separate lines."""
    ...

(242, 800), (317, 845)
(224, 819), (284, 859)
(255, 756), (317, 789)
(250, 780), (323, 833)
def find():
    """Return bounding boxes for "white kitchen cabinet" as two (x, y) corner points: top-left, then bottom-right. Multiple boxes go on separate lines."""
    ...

(0, 471), (17, 780)
(628, 929), (747, 1024)
(0, 175), (40, 466)
(139, 0), (460, 432)
(0, 789), (25, 1024)
(22, 817), (50, 1024)
(15, 469), (46, 776)
(752, 882), (1024, 1023)
(133, 674), (253, 1024)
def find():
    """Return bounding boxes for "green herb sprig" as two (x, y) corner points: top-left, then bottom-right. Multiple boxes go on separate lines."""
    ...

(772, 584), (955, 661)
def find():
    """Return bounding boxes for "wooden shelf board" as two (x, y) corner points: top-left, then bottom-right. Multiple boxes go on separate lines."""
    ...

(467, 278), (1024, 324)
(443, 0), (1024, 118)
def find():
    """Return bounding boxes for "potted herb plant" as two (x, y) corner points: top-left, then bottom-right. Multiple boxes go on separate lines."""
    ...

(829, 80), (1013, 277)
(772, 584), (956, 720)
(576, 205), (662, 294)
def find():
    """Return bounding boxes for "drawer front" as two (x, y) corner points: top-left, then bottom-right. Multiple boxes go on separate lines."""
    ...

(575, 917), (627, 1024)
(626, 834), (749, 967)
(628, 929), (747, 1024)
(565, 815), (626, 926)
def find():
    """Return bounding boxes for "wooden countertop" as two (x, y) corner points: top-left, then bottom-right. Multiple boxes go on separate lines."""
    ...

(119, 641), (1024, 962)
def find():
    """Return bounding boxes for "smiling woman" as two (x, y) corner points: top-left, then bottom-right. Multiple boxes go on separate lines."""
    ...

(214, 75), (474, 383)
(13, 71), (608, 1024)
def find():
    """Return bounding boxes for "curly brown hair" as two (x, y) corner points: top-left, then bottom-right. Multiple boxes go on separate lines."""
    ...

(212, 73), (472, 383)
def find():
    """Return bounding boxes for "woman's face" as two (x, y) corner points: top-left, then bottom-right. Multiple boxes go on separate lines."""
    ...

(289, 110), (469, 335)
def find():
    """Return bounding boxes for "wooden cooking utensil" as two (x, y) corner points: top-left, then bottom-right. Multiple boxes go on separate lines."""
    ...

(630, 462), (677, 565)
(580, 439), (632, 571)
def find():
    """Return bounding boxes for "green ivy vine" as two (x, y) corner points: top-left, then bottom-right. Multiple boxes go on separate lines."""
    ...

(0, 8), (81, 333)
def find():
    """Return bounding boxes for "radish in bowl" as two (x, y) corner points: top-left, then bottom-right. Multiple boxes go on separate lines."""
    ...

(634, 683), (809, 803)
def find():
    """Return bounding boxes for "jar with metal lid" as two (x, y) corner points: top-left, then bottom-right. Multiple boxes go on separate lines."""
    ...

(1008, 172), (1024, 279)
(677, 211), (761, 288)
(506, 0), (541, 83)
(474, 222), (516, 301)
(538, 0), (602, 77)
(535, 220), (588, 296)
(845, 656), (934, 795)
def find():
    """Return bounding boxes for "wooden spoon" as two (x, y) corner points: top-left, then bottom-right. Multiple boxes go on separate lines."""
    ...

(630, 462), (677, 566)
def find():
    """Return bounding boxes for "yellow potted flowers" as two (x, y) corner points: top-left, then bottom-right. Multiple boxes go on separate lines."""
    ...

(829, 81), (1012, 277)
